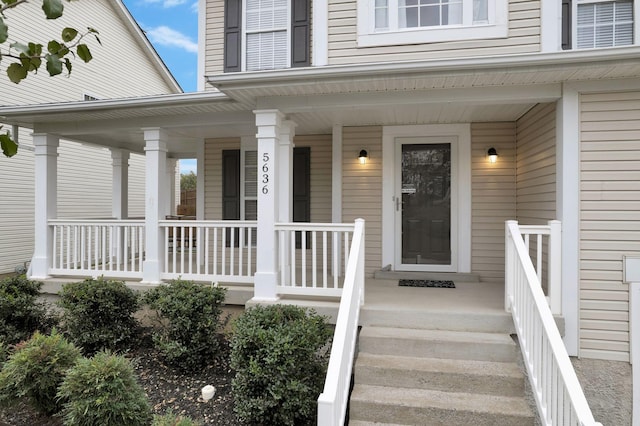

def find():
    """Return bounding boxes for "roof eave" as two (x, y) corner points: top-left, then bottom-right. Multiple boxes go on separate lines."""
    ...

(207, 46), (640, 90)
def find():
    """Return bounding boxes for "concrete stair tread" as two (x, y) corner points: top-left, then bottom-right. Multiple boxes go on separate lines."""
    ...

(356, 352), (522, 378)
(351, 384), (534, 418)
(361, 326), (516, 345)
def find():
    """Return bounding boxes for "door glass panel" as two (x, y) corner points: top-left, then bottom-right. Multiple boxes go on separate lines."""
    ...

(401, 143), (451, 265)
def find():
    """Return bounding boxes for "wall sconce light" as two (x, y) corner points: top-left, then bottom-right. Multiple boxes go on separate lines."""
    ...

(487, 147), (498, 163)
(358, 149), (368, 165)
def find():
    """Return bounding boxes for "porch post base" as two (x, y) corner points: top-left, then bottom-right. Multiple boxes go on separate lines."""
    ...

(28, 256), (50, 280)
(253, 271), (279, 301)
(141, 260), (162, 285)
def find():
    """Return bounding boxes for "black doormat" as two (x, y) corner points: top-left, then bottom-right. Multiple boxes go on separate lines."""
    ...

(399, 279), (455, 288)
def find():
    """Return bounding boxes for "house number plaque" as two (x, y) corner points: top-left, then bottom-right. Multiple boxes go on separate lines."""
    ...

(261, 153), (270, 194)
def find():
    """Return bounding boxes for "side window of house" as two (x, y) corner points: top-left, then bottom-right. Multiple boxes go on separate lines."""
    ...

(563, 0), (634, 49)
(224, 0), (310, 72)
(222, 148), (310, 247)
(359, 0), (507, 46)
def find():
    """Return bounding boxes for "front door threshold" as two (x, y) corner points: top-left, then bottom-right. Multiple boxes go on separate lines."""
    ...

(373, 270), (481, 283)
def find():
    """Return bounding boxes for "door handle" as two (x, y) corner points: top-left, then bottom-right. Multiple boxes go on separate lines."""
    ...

(396, 196), (400, 211)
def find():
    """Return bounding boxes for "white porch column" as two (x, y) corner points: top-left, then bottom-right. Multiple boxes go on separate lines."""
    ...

(30, 133), (59, 279)
(278, 120), (296, 285)
(253, 109), (284, 301)
(142, 128), (169, 284)
(111, 149), (129, 219)
(196, 141), (205, 221)
(557, 84), (580, 356)
(166, 158), (178, 216)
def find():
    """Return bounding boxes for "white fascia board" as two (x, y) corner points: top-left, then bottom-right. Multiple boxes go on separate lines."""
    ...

(112, 0), (182, 93)
(208, 46), (640, 89)
(0, 92), (231, 120)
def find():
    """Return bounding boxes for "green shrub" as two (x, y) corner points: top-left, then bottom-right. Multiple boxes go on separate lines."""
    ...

(0, 330), (81, 415)
(152, 411), (200, 426)
(0, 275), (55, 344)
(143, 279), (227, 370)
(58, 277), (140, 355)
(230, 305), (332, 426)
(58, 351), (151, 426)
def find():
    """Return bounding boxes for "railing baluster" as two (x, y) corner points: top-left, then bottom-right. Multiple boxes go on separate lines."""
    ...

(290, 231), (296, 286)
(301, 231), (306, 287)
(312, 231), (317, 288)
(322, 231), (328, 288)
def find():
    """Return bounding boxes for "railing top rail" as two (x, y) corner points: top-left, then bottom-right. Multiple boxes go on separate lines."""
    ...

(518, 225), (552, 235)
(275, 222), (355, 232)
(49, 219), (145, 225)
(507, 221), (599, 424)
(159, 220), (257, 227)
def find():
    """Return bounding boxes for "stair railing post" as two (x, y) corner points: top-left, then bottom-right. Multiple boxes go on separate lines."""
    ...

(505, 220), (518, 312)
(548, 220), (562, 315)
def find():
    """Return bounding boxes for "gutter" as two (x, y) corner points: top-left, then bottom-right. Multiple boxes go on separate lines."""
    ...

(207, 46), (640, 89)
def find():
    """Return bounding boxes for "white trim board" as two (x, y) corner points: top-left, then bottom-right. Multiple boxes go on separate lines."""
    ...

(382, 124), (471, 273)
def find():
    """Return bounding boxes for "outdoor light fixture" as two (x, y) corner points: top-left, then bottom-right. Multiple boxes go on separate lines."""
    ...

(487, 147), (498, 163)
(359, 149), (368, 165)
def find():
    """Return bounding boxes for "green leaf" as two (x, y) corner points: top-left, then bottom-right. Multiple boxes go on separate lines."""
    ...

(63, 57), (72, 75)
(42, 0), (64, 19)
(47, 40), (61, 54)
(76, 44), (92, 63)
(6, 62), (27, 83)
(61, 27), (77, 42)
(28, 42), (42, 56)
(9, 41), (28, 54)
(0, 134), (18, 157)
(45, 54), (62, 76)
(0, 17), (8, 44)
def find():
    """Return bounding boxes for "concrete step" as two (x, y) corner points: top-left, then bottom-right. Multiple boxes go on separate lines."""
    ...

(349, 384), (535, 426)
(373, 270), (481, 282)
(360, 308), (515, 333)
(359, 326), (518, 362)
(354, 352), (524, 397)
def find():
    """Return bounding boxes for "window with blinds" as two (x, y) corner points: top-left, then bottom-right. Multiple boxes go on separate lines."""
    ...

(576, 0), (633, 48)
(245, 0), (289, 71)
(243, 150), (257, 221)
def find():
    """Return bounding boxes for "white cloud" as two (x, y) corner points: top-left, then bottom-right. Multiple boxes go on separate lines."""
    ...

(142, 0), (190, 8)
(147, 26), (198, 53)
(190, 1), (199, 13)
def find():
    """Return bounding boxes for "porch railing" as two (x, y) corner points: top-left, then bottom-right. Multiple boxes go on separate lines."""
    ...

(505, 220), (601, 426)
(275, 222), (355, 297)
(50, 219), (145, 279)
(160, 220), (257, 283)
(317, 218), (365, 426)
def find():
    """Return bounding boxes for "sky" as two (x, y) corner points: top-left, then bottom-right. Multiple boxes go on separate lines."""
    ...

(122, 0), (199, 93)
(121, 0), (200, 174)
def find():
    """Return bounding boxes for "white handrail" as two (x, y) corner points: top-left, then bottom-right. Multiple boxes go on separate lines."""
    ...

(275, 222), (354, 297)
(49, 219), (145, 279)
(505, 220), (602, 426)
(317, 218), (365, 426)
(160, 220), (257, 283)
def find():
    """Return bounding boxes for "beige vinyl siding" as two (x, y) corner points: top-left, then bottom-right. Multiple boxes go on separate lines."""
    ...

(579, 91), (640, 361)
(342, 126), (383, 277)
(471, 122), (517, 282)
(515, 103), (556, 224)
(204, 0), (225, 81)
(0, 0), (178, 274)
(327, 0), (540, 66)
(295, 135), (333, 223)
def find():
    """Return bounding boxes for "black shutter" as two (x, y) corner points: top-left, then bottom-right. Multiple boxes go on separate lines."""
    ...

(291, 0), (310, 67)
(562, 0), (572, 50)
(224, 0), (242, 72)
(222, 150), (240, 246)
(293, 147), (310, 248)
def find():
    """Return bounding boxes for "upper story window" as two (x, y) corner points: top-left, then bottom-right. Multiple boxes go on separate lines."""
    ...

(358, 0), (507, 47)
(563, 0), (634, 49)
(224, 0), (310, 72)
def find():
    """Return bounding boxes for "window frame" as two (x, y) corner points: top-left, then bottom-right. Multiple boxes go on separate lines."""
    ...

(572, 0), (637, 49)
(357, 0), (508, 47)
(241, 0), (292, 71)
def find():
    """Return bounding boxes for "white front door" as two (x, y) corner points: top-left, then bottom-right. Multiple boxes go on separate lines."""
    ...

(382, 125), (471, 274)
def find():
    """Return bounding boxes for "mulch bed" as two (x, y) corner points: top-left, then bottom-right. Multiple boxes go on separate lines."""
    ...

(0, 331), (239, 425)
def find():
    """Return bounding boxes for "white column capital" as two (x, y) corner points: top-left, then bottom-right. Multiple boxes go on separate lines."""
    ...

(32, 133), (59, 155)
(110, 148), (130, 166)
(143, 128), (169, 147)
(280, 120), (297, 145)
